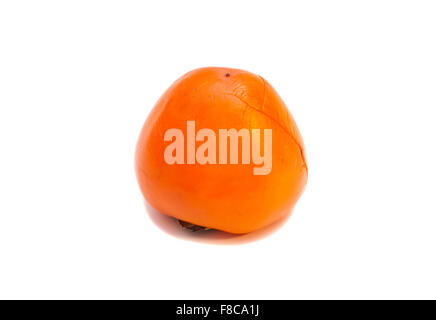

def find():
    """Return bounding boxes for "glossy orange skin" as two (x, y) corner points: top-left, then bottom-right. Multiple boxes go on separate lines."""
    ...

(135, 67), (307, 234)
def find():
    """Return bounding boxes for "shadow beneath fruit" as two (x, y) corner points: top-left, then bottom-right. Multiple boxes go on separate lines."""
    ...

(144, 201), (292, 245)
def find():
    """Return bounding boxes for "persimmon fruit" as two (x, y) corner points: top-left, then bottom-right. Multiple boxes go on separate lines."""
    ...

(135, 67), (307, 234)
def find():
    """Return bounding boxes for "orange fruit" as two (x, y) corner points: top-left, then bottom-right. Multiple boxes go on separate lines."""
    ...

(135, 67), (307, 234)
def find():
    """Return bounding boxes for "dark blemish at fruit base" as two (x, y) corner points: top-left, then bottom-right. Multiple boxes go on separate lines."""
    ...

(178, 219), (209, 231)
(225, 73), (230, 77)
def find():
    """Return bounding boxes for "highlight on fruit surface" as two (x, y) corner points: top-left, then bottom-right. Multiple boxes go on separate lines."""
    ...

(135, 67), (307, 234)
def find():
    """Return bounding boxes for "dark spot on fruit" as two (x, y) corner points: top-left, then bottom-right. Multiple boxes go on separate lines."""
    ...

(225, 73), (230, 77)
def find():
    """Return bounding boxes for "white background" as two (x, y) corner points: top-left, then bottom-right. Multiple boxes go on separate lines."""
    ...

(1, 1), (435, 299)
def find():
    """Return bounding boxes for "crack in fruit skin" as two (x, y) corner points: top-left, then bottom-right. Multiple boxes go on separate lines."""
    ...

(225, 77), (307, 173)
